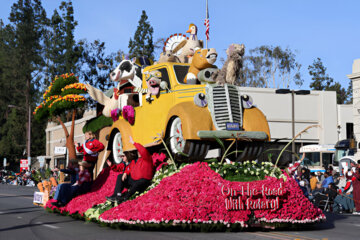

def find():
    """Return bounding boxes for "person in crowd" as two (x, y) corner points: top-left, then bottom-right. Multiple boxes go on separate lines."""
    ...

(106, 136), (155, 203)
(309, 182), (324, 201)
(299, 180), (309, 197)
(316, 171), (325, 184)
(52, 161), (91, 207)
(333, 171), (355, 213)
(321, 171), (334, 188)
(288, 153), (305, 176)
(310, 172), (318, 191)
(75, 131), (105, 179)
(352, 160), (360, 215)
(314, 183), (337, 208)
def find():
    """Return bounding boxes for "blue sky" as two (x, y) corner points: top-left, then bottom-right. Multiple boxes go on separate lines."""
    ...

(1, 0), (359, 89)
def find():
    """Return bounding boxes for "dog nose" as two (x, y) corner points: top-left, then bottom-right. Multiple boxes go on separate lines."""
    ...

(111, 72), (116, 77)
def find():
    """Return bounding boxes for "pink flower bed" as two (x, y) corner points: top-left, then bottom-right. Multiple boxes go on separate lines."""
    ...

(99, 162), (325, 227)
(45, 167), (121, 215)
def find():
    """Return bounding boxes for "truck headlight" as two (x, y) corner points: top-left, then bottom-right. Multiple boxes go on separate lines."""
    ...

(241, 94), (254, 108)
(194, 93), (207, 107)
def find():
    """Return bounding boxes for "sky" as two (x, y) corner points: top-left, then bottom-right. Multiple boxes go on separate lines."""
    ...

(1, 0), (359, 90)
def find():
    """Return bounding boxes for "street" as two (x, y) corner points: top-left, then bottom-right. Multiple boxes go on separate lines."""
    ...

(0, 183), (359, 240)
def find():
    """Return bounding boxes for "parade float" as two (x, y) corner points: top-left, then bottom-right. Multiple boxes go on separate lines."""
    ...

(39, 22), (325, 231)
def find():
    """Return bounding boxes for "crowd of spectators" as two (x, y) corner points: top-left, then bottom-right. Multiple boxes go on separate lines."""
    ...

(288, 156), (360, 215)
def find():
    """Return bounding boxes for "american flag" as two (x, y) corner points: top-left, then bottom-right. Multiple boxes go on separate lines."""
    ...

(204, 0), (209, 41)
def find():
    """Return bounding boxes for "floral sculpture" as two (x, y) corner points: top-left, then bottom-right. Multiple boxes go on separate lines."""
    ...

(34, 73), (87, 160)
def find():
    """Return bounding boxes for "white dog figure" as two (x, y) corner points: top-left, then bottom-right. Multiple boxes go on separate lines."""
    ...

(109, 58), (142, 89)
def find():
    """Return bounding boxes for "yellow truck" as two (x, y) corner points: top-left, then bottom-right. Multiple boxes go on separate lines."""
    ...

(108, 62), (270, 163)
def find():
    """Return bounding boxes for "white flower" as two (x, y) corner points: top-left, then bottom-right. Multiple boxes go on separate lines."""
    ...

(235, 170), (239, 173)
(244, 170), (248, 173)
(256, 172), (259, 175)
(250, 171), (254, 175)
(224, 170), (227, 174)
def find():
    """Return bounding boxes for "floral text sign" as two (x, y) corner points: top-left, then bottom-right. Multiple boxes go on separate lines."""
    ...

(222, 183), (285, 211)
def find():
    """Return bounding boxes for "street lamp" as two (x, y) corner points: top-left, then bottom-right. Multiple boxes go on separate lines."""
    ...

(275, 89), (311, 162)
(8, 104), (31, 169)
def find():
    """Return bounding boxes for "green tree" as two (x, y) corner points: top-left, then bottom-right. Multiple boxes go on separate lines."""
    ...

(308, 58), (333, 90)
(44, 0), (81, 83)
(128, 10), (154, 60)
(0, 0), (48, 164)
(78, 39), (123, 108)
(241, 45), (303, 88)
(308, 58), (348, 104)
(34, 73), (87, 160)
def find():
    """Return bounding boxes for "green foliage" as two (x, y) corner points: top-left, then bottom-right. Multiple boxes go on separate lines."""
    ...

(207, 160), (284, 182)
(308, 58), (348, 104)
(82, 115), (113, 133)
(128, 10), (154, 60)
(49, 98), (85, 116)
(0, 109), (26, 159)
(44, 75), (78, 99)
(84, 201), (115, 222)
(241, 45), (303, 88)
(60, 88), (87, 96)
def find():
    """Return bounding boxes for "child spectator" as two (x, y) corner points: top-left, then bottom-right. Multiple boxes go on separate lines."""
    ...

(75, 131), (104, 179)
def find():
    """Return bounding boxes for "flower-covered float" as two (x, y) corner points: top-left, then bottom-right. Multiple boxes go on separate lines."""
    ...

(42, 22), (325, 231)
(45, 158), (325, 231)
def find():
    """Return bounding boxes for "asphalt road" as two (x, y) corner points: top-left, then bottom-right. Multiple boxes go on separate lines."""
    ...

(1, 183), (360, 240)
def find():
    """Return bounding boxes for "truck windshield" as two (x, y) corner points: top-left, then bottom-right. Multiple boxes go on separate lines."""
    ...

(303, 152), (320, 166)
(334, 149), (355, 166)
(173, 65), (190, 84)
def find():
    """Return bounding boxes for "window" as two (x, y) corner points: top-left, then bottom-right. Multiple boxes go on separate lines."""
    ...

(303, 152), (320, 166)
(173, 65), (190, 84)
(157, 68), (171, 89)
(346, 122), (354, 139)
(322, 153), (333, 168)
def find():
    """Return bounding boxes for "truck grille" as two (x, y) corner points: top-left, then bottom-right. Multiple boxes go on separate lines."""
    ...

(207, 84), (243, 130)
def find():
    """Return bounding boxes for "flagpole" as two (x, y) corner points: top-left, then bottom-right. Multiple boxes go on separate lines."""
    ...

(205, 0), (208, 49)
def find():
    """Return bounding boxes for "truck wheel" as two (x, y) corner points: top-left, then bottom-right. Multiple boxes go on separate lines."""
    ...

(169, 117), (210, 160)
(169, 117), (186, 154)
(235, 142), (264, 162)
(112, 131), (123, 164)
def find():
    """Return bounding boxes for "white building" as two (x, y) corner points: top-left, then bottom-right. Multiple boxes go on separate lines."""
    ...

(347, 59), (360, 160)
(239, 87), (350, 146)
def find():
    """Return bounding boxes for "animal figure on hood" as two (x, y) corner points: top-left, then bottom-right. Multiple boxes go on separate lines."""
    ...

(185, 48), (217, 84)
(213, 43), (245, 85)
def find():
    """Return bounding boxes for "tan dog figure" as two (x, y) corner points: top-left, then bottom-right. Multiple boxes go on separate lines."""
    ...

(156, 50), (180, 64)
(213, 43), (245, 85)
(185, 48), (217, 84)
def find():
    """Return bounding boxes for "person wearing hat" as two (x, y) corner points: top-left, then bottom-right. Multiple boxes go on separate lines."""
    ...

(52, 161), (92, 207)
